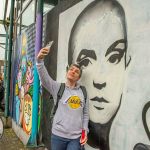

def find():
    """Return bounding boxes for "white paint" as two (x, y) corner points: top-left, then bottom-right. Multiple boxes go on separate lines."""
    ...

(57, 0), (150, 149)
(57, 0), (92, 82)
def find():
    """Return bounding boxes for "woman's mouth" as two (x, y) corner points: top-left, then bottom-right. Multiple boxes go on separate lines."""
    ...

(90, 96), (109, 110)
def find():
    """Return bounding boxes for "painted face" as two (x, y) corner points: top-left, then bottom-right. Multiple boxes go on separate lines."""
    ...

(25, 65), (33, 92)
(17, 70), (22, 90)
(66, 65), (81, 82)
(71, 10), (126, 124)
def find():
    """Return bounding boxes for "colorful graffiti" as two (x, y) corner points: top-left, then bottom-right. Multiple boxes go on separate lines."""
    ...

(14, 33), (34, 135)
(23, 93), (32, 134)
(12, 23), (41, 136)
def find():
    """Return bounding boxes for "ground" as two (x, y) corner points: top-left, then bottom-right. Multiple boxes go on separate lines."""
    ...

(0, 110), (46, 150)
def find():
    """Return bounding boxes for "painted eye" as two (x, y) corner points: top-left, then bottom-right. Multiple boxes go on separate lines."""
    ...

(78, 58), (92, 69)
(107, 49), (124, 65)
(76, 49), (97, 69)
(108, 54), (121, 64)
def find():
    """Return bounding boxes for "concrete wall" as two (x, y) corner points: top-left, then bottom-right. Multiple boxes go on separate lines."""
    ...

(44, 0), (150, 149)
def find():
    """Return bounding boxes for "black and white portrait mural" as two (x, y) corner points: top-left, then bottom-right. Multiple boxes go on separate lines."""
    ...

(68, 1), (131, 150)
(44, 0), (150, 149)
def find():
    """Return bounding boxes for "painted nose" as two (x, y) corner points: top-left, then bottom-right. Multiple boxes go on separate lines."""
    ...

(93, 81), (106, 90)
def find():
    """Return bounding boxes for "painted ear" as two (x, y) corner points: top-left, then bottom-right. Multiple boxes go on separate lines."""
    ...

(126, 56), (131, 68)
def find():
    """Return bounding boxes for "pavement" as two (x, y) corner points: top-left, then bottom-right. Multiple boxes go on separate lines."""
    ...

(0, 110), (46, 150)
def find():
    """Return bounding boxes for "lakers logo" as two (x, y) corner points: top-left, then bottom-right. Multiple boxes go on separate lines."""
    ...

(68, 96), (81, 109)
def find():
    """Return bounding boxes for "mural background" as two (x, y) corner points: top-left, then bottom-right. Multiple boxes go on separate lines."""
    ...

(42, 1), (81, 149)
(11, 24), (43, 139)
(26, 0), (150, 150)
(41, 0), (150, 150)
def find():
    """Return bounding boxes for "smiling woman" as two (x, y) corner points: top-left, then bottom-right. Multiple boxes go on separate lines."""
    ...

(68, 0), (131, 149)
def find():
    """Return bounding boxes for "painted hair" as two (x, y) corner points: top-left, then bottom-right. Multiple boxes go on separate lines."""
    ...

(68, 0), (131, 68)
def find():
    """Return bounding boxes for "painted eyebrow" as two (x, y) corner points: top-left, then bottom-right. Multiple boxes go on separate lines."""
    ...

(105, 39), (126, 57)
(76, 49), (97, 63)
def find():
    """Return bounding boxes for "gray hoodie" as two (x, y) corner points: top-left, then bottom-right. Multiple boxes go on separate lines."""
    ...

(36, 59), (89, 139)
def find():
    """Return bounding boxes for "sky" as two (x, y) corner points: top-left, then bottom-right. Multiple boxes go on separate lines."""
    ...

(0, 0), (10, 60)
(0, 0), (53, 61)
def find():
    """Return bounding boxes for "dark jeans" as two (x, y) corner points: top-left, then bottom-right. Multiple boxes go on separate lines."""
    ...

(51, 134), (84, 150)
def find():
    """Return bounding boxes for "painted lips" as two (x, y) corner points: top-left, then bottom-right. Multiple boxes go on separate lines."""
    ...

(90, 96), (109, 110)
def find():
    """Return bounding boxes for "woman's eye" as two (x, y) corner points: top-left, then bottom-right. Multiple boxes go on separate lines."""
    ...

(78, 58), (92, 68)
(69, 68), (73, 71)
(108, 54), (122, 64)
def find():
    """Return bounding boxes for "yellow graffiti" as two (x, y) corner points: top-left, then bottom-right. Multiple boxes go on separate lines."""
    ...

(23, 94), (32, 135)
(22, 34), (27, 56)
(22, 34), (27, 47)
(15, 83), (19, 96)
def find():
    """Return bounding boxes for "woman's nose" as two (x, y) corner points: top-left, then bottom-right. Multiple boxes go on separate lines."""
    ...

(72, 70), (75, 74)
(93, 81), (106, 90)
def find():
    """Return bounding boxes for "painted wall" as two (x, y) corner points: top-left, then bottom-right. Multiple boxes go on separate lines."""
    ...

(12, 26), (35, 135)
(12, 25), (42, 138)
(43, 0), (150, 150)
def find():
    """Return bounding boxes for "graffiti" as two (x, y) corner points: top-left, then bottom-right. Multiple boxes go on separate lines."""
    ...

(14, 31), (34, 135)
(36, 0), (150, 149)
(23, 94), (32, 134)
(132, 101), (150, 150)
(67, 0), (130, 149)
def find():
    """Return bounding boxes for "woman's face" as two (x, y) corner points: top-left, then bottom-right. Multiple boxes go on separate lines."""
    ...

(71, 12), (126, 124)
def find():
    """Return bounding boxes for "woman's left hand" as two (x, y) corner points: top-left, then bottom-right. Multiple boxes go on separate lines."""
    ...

(80, 134), (88, 145)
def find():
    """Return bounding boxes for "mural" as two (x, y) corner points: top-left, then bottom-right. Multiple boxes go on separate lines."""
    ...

(15, 32), (33, 134)
(44, 0), (150, 149)
(68, 1), (130, 150)
(13, 25), (37, 135)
